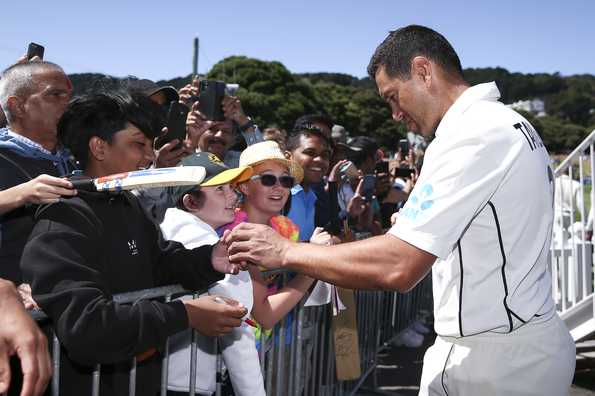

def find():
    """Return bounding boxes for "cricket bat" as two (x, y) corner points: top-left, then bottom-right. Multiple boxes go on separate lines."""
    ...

(69, 167), (207, 192)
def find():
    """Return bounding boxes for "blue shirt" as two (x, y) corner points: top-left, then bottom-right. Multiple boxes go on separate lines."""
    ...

(287, 184), (317, 241)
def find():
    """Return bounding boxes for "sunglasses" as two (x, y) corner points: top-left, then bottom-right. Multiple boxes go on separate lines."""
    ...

(251, 174), (295, 189)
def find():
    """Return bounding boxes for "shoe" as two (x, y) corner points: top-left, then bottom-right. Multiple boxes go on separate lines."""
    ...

(411, 320), (430, 335)
(393, 328), (424, 348)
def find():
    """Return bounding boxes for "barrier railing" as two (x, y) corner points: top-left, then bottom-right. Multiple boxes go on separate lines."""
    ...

(22, 273), (431, 396)
(552, 128), (595, 340)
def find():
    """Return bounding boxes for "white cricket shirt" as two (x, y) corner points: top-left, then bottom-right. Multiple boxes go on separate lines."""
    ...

(390, 82), (555, 337)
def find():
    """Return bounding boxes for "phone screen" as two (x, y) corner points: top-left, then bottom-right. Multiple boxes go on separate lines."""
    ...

(362, 174), (376, 200)
(399, 139), (409, 154)
(199, 80), (226, 121)
(27, 42), (44, 60)
(375, 161), (389, 174)
(394, 167), (414, 179)
(155, 102), (189, 150)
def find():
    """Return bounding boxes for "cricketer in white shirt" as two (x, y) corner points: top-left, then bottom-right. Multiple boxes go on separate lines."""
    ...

(390, 82), (575, 396)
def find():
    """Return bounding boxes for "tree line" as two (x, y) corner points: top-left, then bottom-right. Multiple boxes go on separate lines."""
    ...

(68, 56), (595, 154)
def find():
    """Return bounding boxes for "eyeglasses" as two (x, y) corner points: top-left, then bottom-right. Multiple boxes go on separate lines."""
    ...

(251, 174), (295, 189)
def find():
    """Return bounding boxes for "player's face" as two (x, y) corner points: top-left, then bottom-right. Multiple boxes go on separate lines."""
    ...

(99, 123), (156, 175)
(375, 66), (434, 136)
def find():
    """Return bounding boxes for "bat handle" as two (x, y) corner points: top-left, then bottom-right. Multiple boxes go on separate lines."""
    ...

(69, 177), (97, 191)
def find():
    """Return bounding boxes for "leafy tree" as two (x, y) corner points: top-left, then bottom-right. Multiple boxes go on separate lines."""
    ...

(65, 60), (593, 154)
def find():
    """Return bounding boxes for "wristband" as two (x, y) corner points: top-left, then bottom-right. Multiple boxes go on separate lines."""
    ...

(238, 118), (255, 132)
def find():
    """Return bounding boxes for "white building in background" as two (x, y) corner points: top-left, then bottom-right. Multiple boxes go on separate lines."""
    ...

(507, 98), (547, 117)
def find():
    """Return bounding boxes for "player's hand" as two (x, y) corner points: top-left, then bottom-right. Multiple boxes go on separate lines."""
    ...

(17, 174), (76, 206)
(0, 279), (51, 396)
(225, 223), (292, 270)
(183, 295), (247, 336)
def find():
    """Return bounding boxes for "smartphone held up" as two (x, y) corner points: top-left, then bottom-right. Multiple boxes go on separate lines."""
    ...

(362, 174), (376, 201)
(189, 80), (240, 121)
(198, 80), (226, 121)
(154, 102), (190, 150)
(27, 42), (44, 60)
(398, 139), (409, 154)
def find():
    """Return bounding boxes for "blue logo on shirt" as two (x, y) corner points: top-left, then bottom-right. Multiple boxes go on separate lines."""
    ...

(401, 183), (434, 222)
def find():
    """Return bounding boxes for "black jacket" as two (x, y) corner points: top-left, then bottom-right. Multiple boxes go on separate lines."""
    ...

(20, 190), (224, 396)
(0, 148), (73, 282)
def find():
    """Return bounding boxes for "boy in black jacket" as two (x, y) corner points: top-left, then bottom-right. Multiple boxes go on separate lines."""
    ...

(19, 92), (247, 396)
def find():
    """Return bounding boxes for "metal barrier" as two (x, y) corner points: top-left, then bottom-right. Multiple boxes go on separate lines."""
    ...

(23, 273), (431, 396)
(551, 128), (595, 340)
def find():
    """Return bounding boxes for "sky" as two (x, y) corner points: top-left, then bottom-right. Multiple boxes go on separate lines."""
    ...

(1, 1), (593, 82)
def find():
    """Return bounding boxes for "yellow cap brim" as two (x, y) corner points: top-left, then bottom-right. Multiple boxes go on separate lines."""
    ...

(200, 166), (254, 187)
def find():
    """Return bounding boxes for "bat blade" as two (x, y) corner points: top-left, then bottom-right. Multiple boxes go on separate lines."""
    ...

(94, 167), (207, 192)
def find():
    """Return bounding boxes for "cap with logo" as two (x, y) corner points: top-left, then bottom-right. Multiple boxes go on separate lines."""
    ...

(169, 152), (253, 202)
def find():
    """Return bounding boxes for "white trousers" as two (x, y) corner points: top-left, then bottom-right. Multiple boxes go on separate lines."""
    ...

(419, 314), (575, 396)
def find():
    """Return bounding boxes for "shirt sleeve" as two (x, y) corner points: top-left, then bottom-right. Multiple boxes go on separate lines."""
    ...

(389, 129), (524, 259)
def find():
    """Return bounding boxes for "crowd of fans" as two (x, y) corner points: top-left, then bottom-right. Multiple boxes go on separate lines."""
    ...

(0, 54), (426, 396)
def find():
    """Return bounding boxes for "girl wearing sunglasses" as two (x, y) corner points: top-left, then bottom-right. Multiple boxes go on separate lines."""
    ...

(221, 141), (332, 333)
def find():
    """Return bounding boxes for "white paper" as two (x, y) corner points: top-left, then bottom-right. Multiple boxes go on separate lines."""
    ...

(305, 281), (346, 315)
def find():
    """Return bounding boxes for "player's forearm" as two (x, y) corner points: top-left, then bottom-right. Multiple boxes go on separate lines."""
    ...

(282, 234), (428, 292)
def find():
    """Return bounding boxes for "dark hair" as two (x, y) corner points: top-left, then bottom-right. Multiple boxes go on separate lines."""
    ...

(176, 189), (205, 211)
(293, 114), (333, 134)
(58, 91), (163, 169)
(347, 136), (378, 168)
(285, 125), (331, 152)
(367, 25), (463, 80)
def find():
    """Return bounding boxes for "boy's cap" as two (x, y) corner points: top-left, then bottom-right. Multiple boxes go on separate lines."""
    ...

(169, 152), (253, 201)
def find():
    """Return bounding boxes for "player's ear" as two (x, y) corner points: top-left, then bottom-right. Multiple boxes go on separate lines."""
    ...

(411, 56), (432, 86)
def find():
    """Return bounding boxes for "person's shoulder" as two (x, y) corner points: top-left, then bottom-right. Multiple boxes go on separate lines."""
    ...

(454, 101), (540, 154)
(0, 147), (61, 184)
(34, 195), (103, 236)
(465, 99), (529, 134)
(161, 207), (205, 233)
